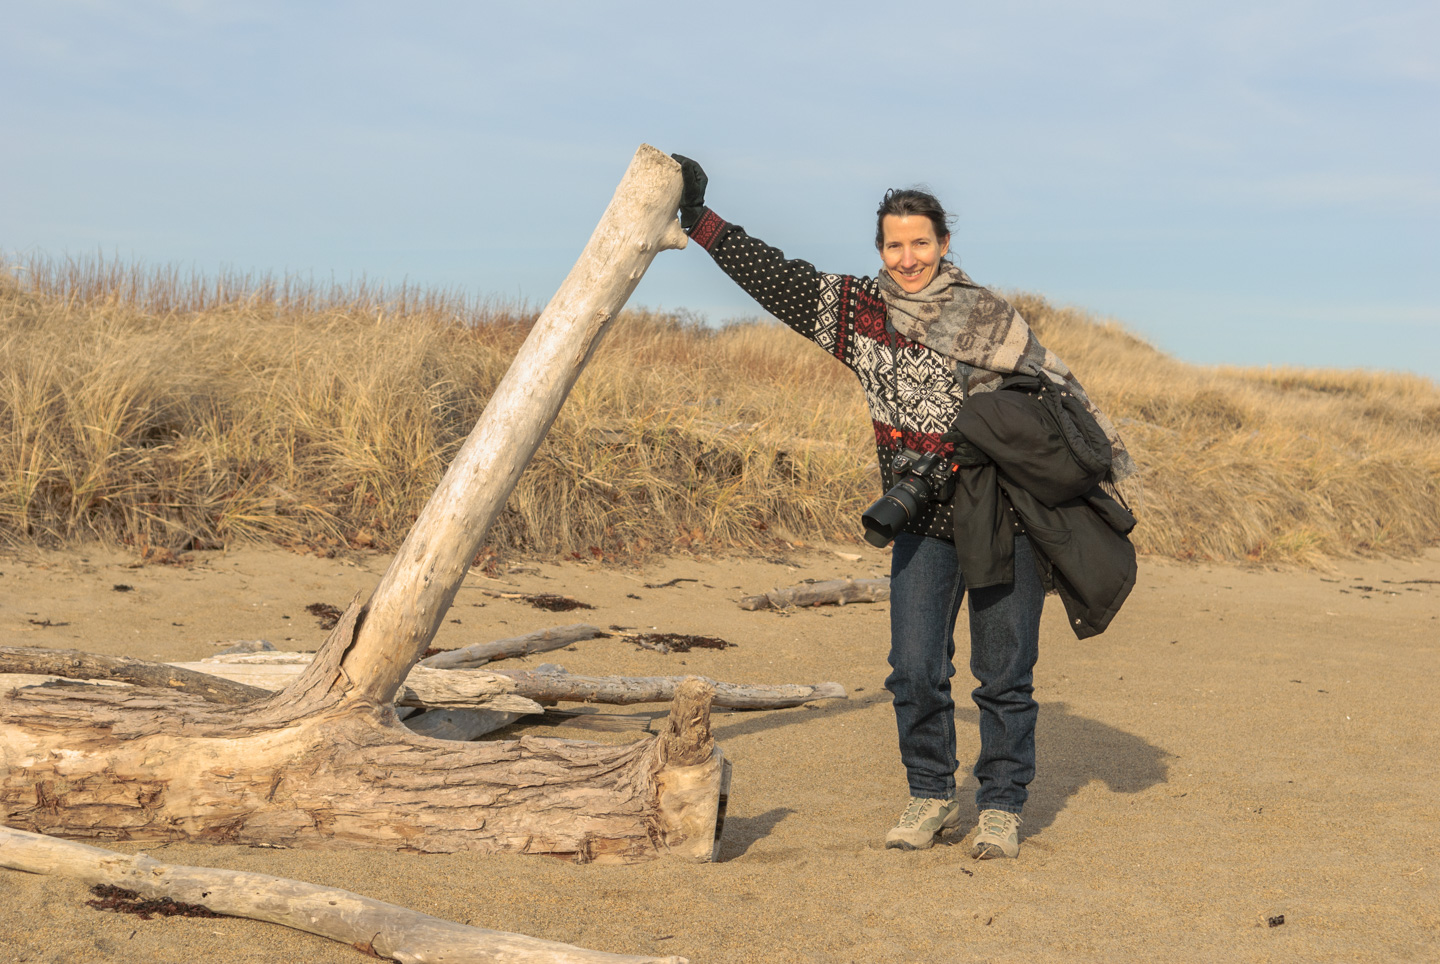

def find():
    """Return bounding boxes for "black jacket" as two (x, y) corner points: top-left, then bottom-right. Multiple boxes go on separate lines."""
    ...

(948, 377), (1137, 639)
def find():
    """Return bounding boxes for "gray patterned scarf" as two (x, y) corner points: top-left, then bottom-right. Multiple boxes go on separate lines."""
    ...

(877, 260), (1137, 483)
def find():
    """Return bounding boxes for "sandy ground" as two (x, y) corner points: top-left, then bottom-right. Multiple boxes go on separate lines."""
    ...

(1, 540), (1437, 963)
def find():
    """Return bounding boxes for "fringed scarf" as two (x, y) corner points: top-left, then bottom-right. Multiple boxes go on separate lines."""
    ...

(877, 260), (1138, 484)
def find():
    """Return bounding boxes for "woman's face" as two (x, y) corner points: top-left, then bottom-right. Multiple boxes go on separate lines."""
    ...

(880, 214), (950, 293)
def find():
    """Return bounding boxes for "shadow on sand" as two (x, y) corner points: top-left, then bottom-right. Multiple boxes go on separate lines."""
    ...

(708, 695), (1170, 850)
(951, 700), (1172, 836)
(710, 695), (875, 743)
(715, 807), (798, 860)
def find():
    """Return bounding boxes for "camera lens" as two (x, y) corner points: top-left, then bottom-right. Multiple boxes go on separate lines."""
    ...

(860, 477), (931, 546)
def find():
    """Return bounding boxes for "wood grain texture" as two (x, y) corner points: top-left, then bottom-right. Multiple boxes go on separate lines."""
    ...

(0, 826), (687, 963)
(738, 577), (891, 611)
(417, 624), (606, 669)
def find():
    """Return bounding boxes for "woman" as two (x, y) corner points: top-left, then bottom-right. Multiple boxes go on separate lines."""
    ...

(672, 155), (1133, 859)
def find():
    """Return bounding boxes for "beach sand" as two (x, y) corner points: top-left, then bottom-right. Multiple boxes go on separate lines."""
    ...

(2, 541), (1437, 963)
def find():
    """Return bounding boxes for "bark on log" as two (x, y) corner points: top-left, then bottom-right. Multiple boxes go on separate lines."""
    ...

(653, 679), (730, 863)
(0, 826), (686, 964)
(531, 709), (654, 733)
(5, 645), (843, 713)
(0, 645), (267, 705)
(164, 658), (545, 714)
(495, 669), (847, 710)
(2, 667), (723, 861)
(418, 623), (605, 669)
(738, 577), (891, 611)
(2, 674), (130, 694)
(0, 145), (727, 863)
(170, 654), (847, 710)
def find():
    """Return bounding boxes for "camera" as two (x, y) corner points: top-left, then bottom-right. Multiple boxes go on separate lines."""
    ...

(861, 448), (960, 547)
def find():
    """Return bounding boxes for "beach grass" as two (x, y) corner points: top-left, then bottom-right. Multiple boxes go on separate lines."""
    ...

(3, 255), (1436, 565)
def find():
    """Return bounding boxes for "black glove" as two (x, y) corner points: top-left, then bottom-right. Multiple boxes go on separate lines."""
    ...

(939, 430), (991, 467)
(671, 154), (708, 231)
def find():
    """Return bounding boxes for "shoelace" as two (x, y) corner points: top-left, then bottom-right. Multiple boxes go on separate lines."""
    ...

(978, 811), (1021, 836)
(895, 799), (931, 828)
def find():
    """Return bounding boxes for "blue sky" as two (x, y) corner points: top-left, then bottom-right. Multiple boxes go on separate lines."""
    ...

(3, 1), (1436, 378)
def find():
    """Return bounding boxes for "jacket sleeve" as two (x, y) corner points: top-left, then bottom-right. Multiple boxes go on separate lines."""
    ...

(687, 207), (840, 345)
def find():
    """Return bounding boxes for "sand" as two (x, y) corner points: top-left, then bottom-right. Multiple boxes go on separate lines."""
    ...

(1, 541), (1437, 963)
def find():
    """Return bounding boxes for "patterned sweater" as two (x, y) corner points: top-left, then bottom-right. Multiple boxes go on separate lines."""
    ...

(691, 207), (1001, 543)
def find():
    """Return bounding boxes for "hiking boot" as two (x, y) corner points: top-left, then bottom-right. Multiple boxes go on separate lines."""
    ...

(885, 797), (963, 850)
(970, 809), (1021, 859)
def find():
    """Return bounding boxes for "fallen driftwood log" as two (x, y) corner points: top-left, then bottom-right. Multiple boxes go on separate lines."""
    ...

(0, 645), (268, 704)
(738, 577), (891, 611)
(1, 145), (728, 864)
(0, 825), (685, 964)
(162, 655), (545, 714)
(2, 651), (544, 715)
(419, 623), (605, 669)
(170, 652), (845, 710)
(494, 668), (847, 710)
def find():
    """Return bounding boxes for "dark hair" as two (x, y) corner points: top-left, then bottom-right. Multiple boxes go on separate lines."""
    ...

(874, 188), (952, 250)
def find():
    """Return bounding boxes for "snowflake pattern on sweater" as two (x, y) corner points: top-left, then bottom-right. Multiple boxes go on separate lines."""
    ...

(690, 207), (976, 543)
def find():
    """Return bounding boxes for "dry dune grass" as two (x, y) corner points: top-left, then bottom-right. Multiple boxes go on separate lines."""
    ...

(1013, 293), (1440, 564)
(2, 256), (1436, 566)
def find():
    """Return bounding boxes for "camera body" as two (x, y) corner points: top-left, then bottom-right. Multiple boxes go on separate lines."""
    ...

(861, 448), (961, 547)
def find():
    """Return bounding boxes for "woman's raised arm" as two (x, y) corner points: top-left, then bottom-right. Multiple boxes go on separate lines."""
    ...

(673, 154), (851, 346)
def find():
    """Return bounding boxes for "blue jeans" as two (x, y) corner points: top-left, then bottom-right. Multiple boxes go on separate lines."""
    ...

(885, 532), (1044, 814)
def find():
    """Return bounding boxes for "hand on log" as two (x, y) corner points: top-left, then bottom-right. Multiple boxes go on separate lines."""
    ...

(738, 577), (891, 611)
(0, 826), (687, 963)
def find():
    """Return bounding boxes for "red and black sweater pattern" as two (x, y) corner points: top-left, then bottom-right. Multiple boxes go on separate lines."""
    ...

(690, 207), (972, 543)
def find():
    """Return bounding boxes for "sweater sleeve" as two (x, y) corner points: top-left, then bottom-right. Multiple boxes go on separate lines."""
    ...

(687, 207), (832, 342)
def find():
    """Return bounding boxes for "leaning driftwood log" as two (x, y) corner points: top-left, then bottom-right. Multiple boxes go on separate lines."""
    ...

(738, 577), (891, 611)
(0, 825), (686, 964)
(418, 623), (605, 669)
(0, 145), (727, 864)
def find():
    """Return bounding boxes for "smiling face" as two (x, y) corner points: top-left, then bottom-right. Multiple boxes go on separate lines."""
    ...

(880, 214), (950, 293)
